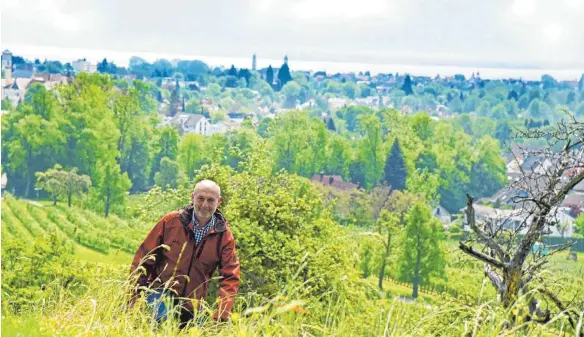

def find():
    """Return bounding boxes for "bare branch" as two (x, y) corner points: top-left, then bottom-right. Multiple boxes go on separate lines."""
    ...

(459, 241), (505, 269)
(464, 194), (507, 261)
(485, 264), (505, 294)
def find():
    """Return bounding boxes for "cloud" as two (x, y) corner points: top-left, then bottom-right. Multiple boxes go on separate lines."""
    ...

(1, 0), (583, 72)
(289, 0), (390, 20)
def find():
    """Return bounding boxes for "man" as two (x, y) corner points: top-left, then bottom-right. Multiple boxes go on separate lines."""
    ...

(130, 179), (240, 325)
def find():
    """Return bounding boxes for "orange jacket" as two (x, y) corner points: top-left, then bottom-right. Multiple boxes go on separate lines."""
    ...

(130, 205), (240, 320)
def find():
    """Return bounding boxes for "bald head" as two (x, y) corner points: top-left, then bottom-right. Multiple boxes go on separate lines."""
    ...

(192, 180), (222, 222)
(193, 179), (221, 198)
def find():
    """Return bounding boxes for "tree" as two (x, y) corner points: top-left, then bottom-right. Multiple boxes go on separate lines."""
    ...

(266, 65), (274, 86)
(358, 114), (384, 188)
(150, 126), (179, 185)
(343, 82), (360, 99)
(95, 159), (131, 217)
(98, 58), (109, 73)
(401, 75), (414, 96)
(277, 63), (292, 89)
(281, 81), (301, 108)
(468, 136), (507, 198)
(528, 98), (542, 118)
(185, 99), (202, 114)
(154, 157), (184, 190)
(384, 139), (407, 190)
(575, 213), (584, 235)
(460, 112), (584, 331)
(35, 165), (66, 205)
(339, 105), (374, 132)
(495, 120), (512, 145)
(508, 90), (519, 101)
(227, 65), (238, 77)
(579, 74), (584, 92)
(375, 210), (401, 290)
(1, 98), (11, 111)
(397, 202), (445, 298)
(326, 117), (336, 132)
(324, 135), (350, 179)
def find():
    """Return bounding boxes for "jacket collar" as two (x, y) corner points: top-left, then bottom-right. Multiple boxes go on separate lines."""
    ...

(178, 204), (228, 233)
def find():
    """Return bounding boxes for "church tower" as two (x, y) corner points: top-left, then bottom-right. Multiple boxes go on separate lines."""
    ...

(2, 50), (13, 82)
(252, 53), (257, 71)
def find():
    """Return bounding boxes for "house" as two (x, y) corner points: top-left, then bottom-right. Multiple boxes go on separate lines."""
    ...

(72, 59), (97, 74)
(432, 205), (453, 225)
(170, 113), (211, 136)
(311, 174), (358, 191)
(463, 204), (576, 238)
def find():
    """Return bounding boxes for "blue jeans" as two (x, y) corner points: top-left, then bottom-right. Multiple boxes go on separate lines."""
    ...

(147, 291), (171, 323)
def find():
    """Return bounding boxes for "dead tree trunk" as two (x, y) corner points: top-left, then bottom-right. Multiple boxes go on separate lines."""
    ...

(459, 111), (584, 334)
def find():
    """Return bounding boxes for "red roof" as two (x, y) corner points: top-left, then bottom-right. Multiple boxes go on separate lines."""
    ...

(311, 174), (358, 191)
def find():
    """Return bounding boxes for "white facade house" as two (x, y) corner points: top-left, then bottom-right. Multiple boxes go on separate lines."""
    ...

(170, 113), (211, 136)
(464, 204), (576, 238)
(72, 59), (97, 74)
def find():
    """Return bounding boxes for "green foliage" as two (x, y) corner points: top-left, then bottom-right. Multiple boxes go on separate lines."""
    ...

(397, 203), (446, 298)
(384, 139), (407, 191)
(178, 133), (205, 180)
(401, 75), (414, 96)
(358, 114), (384, 188)
(154, 157), (184, 190)
(93, 159), (132, 217)
(36, 164), (91, 206)
(1, 232), (84, 314)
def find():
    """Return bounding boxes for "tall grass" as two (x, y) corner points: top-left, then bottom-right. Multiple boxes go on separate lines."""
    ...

(3, 263), (583, 337)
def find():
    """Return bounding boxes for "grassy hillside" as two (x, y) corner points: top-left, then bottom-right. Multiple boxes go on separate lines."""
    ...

(2, 194), (583, 337)
(1, 195), (135, 264)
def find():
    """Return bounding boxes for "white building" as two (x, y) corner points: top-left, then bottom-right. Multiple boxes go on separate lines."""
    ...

(170, 113), (211, 136)
(72, 59), (97, 74)
(464, 204), (576, 238)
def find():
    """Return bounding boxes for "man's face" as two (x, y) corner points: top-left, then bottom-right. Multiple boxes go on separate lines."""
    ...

(192, 187), (221, 221)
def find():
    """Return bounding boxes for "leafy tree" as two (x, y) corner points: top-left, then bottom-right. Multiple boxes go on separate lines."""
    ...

(35, 165), (66, 205)
(384, 139), (407, 190)
(154, 157), (184, 190)
(410, 113), (433, 141)
(94, 159), (131, 217)
(150, 126), (179, 185)
(579, 74), (584, 92)
(397, 202), (446, 298)
(339, 105), (374, 132)
(401, 75), (414, 95)
(358, 114), (384, 188)
(528, 98), (542, 118)
(495, 120), (512, 145)
(185, 99), (202, 114)
(1, 98), (11, 111)
(281, 81), (301, 108)
(343, 82), (360, 99)
(325, 135), (351, 179)
(178, 133), (205, 180)
(375, 210), (401, 290)
(468, 136), (507, 198)
(575, 213), (584, 235)
(491, 103), (507, 120)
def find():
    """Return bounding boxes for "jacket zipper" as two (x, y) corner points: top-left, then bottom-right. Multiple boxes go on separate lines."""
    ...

(180, 232), (214, 297)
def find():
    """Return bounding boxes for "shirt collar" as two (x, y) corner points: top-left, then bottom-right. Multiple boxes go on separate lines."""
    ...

(192, 211), (215, 230)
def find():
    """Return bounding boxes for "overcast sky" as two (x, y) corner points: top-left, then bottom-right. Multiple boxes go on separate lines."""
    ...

(2, 0), (584, 78)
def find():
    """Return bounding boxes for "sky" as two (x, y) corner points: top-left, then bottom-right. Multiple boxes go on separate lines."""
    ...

(2, 0), (584, 80)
